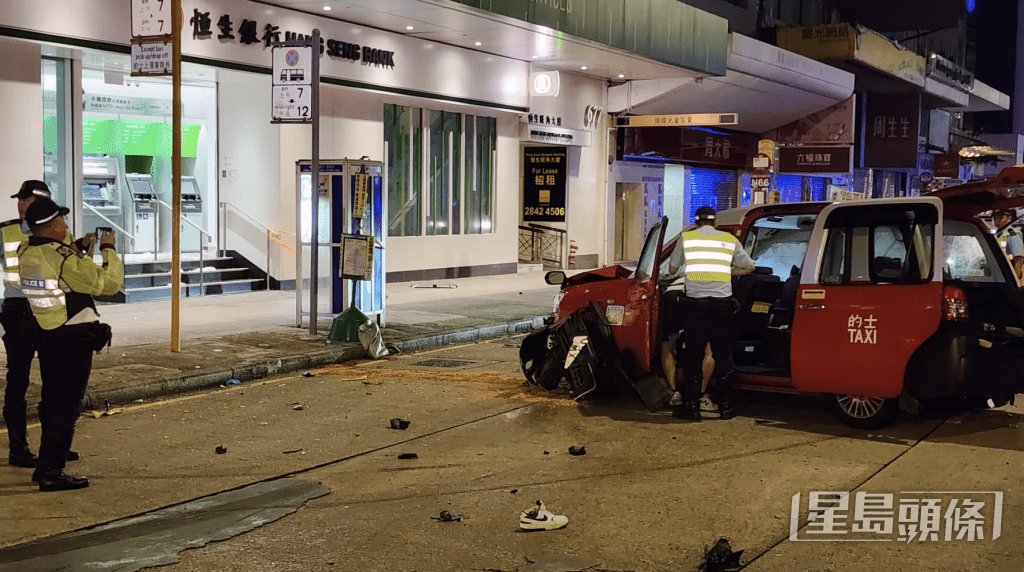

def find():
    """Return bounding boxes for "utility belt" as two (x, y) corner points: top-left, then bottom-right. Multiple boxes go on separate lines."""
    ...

(684, 296), (739, 316)
(1, 297), (30, 310)
(39, 321), (112, 354)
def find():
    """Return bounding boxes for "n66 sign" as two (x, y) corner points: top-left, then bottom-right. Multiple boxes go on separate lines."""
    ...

(751, 175), (771, 190)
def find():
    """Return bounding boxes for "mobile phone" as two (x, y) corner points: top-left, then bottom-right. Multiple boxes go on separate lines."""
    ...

(95, 226), (113, 236)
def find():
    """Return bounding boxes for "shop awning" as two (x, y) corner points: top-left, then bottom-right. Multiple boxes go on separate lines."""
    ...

(944, 79), (1011, 113)
(607, 34), (855, 133)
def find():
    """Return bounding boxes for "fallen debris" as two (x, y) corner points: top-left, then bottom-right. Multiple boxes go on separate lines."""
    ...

(519, 501), (568, 531)
(699, 538), (744, 572)
(431, 510), (462, 522)
(510, 489), (519, 494)
(215, 446), (227, 455)
(292, 404), (305, 411)
(225, 379), (240, 386)
(86, 408), (123, 419)
(283, 449), (303, 454)
(390, 418), (411, 430)
(397, 453), (419, 460)
(303, 371), (315, 378)
(568, 445), (587, 456)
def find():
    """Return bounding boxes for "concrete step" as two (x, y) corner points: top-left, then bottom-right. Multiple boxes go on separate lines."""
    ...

(517, 263), (544, 273)
(123, 279), (266, 303)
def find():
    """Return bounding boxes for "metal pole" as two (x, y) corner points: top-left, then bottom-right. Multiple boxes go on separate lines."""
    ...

(266, 233), (271, 291)
(171, 0), (182, 352)
(309, 29), (320, 336)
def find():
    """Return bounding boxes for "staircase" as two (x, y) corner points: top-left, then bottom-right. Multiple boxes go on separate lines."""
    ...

(99, 253), (266, 303)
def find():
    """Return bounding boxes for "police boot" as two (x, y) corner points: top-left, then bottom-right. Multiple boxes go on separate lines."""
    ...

(673, 373), (703, 421)
(35, 428), (88, 492)
(716, 371), (737, 420)
(3, 406), (37, 468)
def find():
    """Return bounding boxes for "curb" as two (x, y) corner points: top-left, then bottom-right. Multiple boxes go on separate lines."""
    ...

(17, 314), (548, 423)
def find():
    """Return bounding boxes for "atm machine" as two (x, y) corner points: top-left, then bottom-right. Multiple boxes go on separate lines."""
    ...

(82, 157), (125, 249)
(157, 176), (206, 253)
(180, 176), (205, 253)
(125, 174), (157, 254)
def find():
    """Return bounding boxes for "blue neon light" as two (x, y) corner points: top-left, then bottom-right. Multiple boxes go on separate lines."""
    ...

(966, 0), (976, 13)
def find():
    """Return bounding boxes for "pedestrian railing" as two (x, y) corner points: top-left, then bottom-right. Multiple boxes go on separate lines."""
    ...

(518, 224), (565, 268)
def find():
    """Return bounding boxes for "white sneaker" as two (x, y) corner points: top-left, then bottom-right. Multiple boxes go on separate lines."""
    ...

(520, 500), (569, 531)
(700, 394), (718, 413)
(669, 391), (683, 406)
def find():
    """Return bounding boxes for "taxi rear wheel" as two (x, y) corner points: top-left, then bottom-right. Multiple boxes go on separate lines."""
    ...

(831, 395), (899, 429)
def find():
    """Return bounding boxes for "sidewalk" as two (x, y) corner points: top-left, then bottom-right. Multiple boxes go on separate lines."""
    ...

(2, 271), (560, 422)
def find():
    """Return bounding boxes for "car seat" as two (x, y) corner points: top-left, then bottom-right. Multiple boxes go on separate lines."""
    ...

(766, 265), (801, 369)
(732, 267), (782, 364)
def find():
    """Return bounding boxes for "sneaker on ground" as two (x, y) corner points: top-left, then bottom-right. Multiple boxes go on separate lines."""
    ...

(700, 394), (718, 413)
(669, 391), (683, 407)
(520, 500), (569, 531)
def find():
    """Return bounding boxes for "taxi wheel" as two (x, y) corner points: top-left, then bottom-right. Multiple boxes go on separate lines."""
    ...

(832, 395), (899, 429)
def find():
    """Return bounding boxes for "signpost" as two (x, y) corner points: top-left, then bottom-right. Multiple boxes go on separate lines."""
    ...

(616, 113), (738, 128)
(130, 0), (182, 352)
(272, 34), (320, 335)
(751, 152), (771, 205)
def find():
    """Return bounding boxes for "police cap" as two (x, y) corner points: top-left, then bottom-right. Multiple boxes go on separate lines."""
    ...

(695, 206), (717, 222)
(12, 180), (52, 200)
(24, 197), (69, 228)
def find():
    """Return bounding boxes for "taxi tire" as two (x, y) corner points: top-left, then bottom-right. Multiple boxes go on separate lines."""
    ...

(831, 395), (899, 430)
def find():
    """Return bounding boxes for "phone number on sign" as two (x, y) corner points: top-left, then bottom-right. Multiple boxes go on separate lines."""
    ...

(524, 207), (565, 217)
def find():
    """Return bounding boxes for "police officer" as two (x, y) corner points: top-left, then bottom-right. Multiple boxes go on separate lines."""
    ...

(669, 206), (754, 421)
(20, 198), (122, 491)
(0, 180), (53, 467)
(993, 209), (1024, 279)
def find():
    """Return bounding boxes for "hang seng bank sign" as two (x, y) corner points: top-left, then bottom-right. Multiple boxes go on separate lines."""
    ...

(186, 4), (396, 68)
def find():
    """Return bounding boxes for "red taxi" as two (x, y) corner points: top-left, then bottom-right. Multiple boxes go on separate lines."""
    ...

(519, 167), (1024, 428)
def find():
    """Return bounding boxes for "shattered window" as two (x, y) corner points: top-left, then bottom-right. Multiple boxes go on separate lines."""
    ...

(943, 220), (1005, 283)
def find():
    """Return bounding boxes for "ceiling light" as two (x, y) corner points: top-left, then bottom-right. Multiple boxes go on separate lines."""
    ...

(475, 41), (482, 46)
(618, 73), (625, 78)
(406, 26), (414, 30)
(581, 66), (588, 70)
(323, 5), (331, 10)
(532, 55), (539, 59)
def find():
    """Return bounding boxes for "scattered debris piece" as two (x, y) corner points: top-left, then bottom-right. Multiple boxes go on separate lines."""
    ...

(213, 349), (223, 352)
(292, 404), (305, 411)
(510, 489), (519, 494)
(519, 501), (568, 531)
(753, 419), (783, 426)
(359, 378), (381, 385)
(543, 451), (550, 455)
(283, 449), (303, 454)
(215, 446), (228, 454)
(431, 510), (462, 522)
(225, 379), (240, 386)
(259, 422), (269, 426)
(86, 408), (123, 419)
(303, 371), (315, 378)
(397, 453), (419, 460)
(699, 538), (744, 572)
(390, 418), (411, 430)
(568, 445), (587, 456)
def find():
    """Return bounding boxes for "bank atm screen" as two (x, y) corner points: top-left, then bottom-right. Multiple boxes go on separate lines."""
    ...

(83, 184), (104, 201)
(129, 178), (154, 197)
(182, 178), (201, 199)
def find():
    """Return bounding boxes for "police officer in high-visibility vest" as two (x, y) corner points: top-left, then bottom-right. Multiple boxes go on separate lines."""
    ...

(19, 198), (122, 491)
(0, 180), (54, 468)
(2, 182), (90, 470)
(668, 206), (755, 421)
(993, 209), (1024, 279)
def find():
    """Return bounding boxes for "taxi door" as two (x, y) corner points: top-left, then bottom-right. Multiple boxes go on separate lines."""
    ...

(790, 198), (944, 397)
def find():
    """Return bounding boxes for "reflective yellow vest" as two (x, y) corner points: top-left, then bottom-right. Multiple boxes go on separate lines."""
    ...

(1, 220), (83, 299)
(17, 238), (123, 330)
(681, 229), (738, 284)
(0, 220), (29, 299)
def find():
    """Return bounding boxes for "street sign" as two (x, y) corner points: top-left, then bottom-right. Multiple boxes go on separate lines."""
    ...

(131, 0), (171, 38)
(131, 41), (172, 76)
(751, 174), (771, 191)
(272, 86), (312, 121)
(273, 46), (313, 86)
(529, 71), (560, 97)
(616, 113), (738, 128)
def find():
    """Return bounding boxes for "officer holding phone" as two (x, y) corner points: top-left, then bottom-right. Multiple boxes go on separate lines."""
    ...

(19, 198), (122, 491)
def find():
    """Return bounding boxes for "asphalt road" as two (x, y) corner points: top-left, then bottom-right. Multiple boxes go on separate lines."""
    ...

(2, 337), (1022, 571)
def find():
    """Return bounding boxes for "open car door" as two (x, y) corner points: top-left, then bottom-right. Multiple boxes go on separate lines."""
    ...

(927, 166), (1024, 219)
(790, 198), (944, 398)
(618, 216), (667, 372)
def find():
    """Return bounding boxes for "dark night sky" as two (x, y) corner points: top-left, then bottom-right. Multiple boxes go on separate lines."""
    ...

(968, 0), (1017, 133)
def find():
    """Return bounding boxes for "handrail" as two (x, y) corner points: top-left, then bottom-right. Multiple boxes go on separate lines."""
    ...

(155, 200), (212, 239)
(155, 199), (211, 293)
(219, 201), (295, 291)
(527, 222), (567, 235)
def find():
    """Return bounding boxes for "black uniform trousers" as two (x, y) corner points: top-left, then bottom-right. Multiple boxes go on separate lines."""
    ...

(1, 297), (38, 450)
(34, 323), (94, 476)
(676, 296), (736, 404)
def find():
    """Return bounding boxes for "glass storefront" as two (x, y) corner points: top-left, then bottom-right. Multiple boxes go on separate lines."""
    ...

(42, 50), (218, 257)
